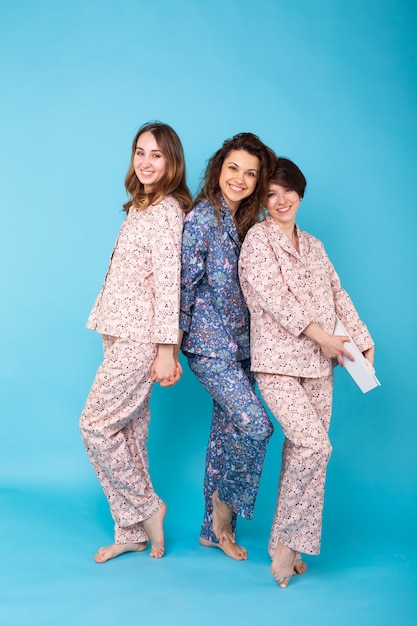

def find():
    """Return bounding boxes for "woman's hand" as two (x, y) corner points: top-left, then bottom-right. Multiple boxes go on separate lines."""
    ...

(319, 334), (354, 366)
(303, 321), (354, 367)
(158, 331), (184, 387)
(159, 361), (183, 388)
(362, 345), (375, 366)
(151, 344), (180, 386)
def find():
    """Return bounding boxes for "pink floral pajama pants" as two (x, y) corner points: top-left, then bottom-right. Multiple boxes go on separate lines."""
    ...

(79, 335), (163, 544)
(256, 372), (333, 556)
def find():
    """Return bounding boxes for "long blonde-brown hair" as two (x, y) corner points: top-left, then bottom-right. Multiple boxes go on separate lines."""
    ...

(194, 132), (276, 240)
(123, 122), (192, 213)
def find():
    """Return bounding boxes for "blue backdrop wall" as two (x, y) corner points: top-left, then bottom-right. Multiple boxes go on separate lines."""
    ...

(1, 0), (416, 554)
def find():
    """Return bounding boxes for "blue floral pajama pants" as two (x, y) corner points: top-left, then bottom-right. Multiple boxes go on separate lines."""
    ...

(187, 355), (274, 543)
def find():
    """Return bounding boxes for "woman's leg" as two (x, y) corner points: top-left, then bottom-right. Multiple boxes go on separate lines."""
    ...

(80, 336), (166, 560)
(187, 356), (273, 555)
(257, 373), (333, 585)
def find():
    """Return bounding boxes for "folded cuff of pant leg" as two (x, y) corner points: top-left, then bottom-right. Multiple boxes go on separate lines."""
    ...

(114, 522), (148, 544)
(112, 494), (164, 529)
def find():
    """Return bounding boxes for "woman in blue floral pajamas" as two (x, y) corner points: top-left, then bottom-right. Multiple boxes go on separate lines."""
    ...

(180, 133), (280, 560)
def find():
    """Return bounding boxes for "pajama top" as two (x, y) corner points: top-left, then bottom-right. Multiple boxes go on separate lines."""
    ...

(87, 195), (184, 344)
(238, 215), (373, 377)
(180, 197), (250, 360)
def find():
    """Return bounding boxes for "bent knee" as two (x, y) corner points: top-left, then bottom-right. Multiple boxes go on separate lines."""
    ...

(260, 416), (274, 441)
(247, 414), (274, 442)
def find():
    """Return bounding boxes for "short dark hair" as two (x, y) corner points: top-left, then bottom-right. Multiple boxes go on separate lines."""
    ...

(270, 157), (307, 198)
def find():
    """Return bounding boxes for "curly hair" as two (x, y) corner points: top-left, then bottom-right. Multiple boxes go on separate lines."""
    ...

(194, 132), (276, 240)
(123, 121), (192, 213)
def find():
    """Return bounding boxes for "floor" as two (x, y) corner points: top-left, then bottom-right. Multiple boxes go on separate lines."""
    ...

(1, 482), (415, 626)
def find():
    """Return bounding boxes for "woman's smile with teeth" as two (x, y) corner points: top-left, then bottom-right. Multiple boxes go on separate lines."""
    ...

(229, 183), (244, 192)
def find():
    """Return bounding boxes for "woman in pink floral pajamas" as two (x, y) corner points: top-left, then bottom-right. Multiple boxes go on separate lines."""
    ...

(79, 122), (192, 563)
(239, 157), (375, 587)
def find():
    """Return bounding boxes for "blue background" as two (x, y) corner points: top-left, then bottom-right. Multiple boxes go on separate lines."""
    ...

(1, 1), (416, 624)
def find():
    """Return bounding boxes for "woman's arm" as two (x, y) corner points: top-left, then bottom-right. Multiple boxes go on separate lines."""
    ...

(180, 207), (209, 332)
(152, 201), (184, 344)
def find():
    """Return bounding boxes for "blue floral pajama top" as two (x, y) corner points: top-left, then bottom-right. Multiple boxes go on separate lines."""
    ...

(180, 197), (250, 360)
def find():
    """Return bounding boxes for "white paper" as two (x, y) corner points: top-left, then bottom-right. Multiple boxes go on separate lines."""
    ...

(333, 317), (381, 393)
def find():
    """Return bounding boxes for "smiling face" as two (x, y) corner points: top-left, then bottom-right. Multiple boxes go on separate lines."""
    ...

(266, 182), (301, 229)
(133, 131), (168, 192)
(218, 149), (260, 214)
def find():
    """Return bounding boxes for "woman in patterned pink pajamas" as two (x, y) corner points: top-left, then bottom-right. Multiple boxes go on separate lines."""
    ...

(239, 157), (375, 587)
(79, 122), (192, 563)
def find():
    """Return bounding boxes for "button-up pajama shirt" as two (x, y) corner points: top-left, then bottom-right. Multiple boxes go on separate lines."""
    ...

(239, 215), (373, 556)
(80, 196), (184, 544)
(180, 198), (273, 543)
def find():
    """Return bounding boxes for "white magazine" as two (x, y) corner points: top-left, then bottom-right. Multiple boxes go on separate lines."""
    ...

(333, 316), (381, 393)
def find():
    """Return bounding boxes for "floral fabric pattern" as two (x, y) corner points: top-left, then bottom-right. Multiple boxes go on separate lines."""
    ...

(180, 198), (250, 360)
(88, 196), (184, 345)
(257, 372), (333, 556)
(240, 216), (374, 557)
(180, 197), (272, 542)
(80, 336), (162, 544)
(80, 196), (184, 545)
(239, 215), (373, 377)
(188, 356), (273, 543)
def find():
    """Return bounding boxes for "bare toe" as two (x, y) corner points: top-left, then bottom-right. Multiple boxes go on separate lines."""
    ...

(94, 547), (109, 563)
(199, 537), (247, 561)
(211, 490), (235, 544)
(294, 558), (307, 575)
(94, 541), (148, 563)
(220, 541), (248, 560)
(271, 542), (296, 588)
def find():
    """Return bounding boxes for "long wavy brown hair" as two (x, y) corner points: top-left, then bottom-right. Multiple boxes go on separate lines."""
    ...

(123, 122), (192, 213)
(194, 132), (276, 240)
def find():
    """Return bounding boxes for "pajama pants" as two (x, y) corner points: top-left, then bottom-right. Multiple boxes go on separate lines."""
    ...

(187, 355), (274, 543)
(256, 372), (333, 556)
(79, 335), (163, 544)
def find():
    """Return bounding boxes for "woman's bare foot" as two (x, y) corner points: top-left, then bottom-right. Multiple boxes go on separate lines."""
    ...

(207, 491), (248, 560)
(271, 541), (296, 588)
(211, 490), (235, 544)
(142, 502), (167, 558)
(294, 558), (307, 575)
(199, 537), (248, 561)
(94, 541), (148, 563)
